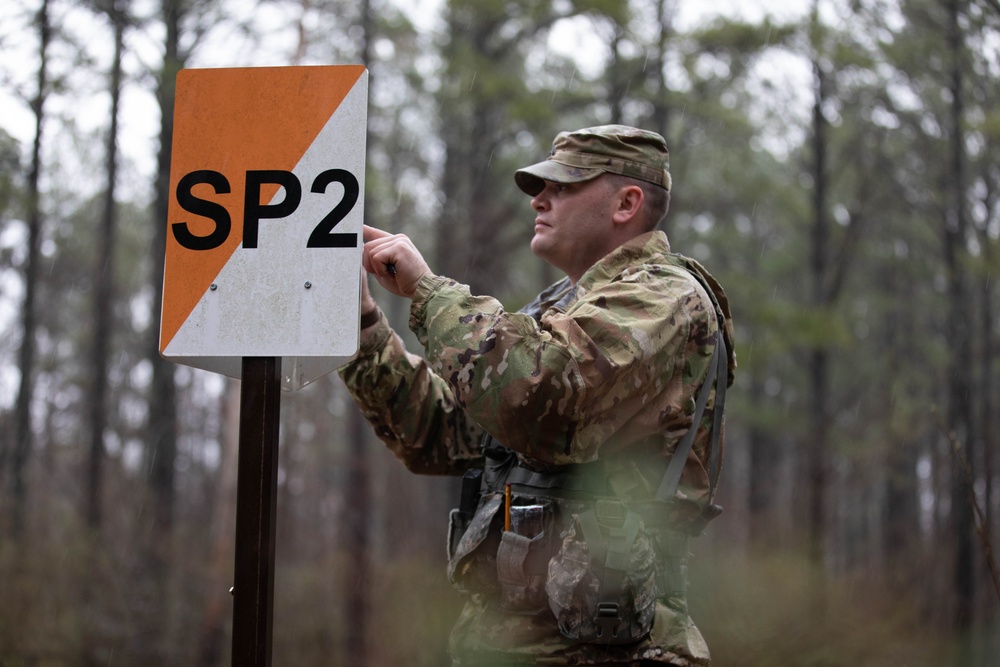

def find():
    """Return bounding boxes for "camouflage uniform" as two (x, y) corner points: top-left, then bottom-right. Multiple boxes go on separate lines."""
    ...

(339, 126), (735, 666)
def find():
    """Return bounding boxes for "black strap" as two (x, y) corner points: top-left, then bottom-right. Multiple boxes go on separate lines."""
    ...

(707, 333), (728, 499)
(503, 465), (605, 495)
(481, 440), (606, 497)
(655, 329), (727, 504)
(577, 501), (642, 642)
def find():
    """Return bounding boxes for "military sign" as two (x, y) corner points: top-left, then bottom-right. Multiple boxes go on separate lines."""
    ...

(160, 65), (368, 389)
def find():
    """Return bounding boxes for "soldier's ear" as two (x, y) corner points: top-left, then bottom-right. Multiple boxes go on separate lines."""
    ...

(611, 185), (644, 226)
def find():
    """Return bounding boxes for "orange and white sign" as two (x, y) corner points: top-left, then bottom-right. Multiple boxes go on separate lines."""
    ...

(160, 65), (368, 389)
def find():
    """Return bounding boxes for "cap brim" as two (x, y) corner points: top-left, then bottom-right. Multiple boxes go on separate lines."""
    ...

(514, 160), (605, 196)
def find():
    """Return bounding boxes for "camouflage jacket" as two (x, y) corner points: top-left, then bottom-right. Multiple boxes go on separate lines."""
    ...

(340, 231), (735, 666)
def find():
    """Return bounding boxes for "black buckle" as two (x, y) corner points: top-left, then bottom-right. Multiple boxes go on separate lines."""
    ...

(594, 602), (621, 640)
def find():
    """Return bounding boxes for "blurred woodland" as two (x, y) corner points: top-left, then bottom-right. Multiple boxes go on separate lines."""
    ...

(1, 0), (1000, 665)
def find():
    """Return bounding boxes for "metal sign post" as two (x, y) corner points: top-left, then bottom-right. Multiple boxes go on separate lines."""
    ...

(231, 357), (282, 667)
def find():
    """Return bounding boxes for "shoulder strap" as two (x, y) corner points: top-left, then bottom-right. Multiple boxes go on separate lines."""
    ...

(655, 329), (727, 504)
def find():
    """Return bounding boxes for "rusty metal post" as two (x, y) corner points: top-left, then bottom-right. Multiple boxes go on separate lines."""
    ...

(232, 356), (282, 667)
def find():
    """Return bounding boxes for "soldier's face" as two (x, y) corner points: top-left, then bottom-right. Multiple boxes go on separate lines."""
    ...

(529, 177), (617, 283)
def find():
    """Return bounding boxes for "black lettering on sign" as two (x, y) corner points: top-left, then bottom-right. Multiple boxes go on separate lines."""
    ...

(172, 170), (232, 251)
(307, 169), (360, 248)
(171, 168), (360, 250)
(243, 170), (302, 249)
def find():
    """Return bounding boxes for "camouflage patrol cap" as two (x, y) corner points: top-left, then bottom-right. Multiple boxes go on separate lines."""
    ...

(514, 125), (672, 196)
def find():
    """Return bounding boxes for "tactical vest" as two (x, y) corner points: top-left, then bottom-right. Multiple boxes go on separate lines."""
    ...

(446, 256), (730, 646)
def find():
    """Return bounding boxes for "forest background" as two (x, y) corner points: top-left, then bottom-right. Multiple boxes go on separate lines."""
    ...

(1, 0), (999, 665)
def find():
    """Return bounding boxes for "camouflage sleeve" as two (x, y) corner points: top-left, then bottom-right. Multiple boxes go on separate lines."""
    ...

(338, 309), (485, 475)
(408, 269), (716, 468)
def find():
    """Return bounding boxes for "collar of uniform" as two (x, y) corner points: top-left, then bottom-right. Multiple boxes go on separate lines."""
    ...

(518, 277), (574, 322)
(575, 230), (671, 293)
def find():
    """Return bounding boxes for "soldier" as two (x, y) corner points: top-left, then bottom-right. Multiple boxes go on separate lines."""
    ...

(340, 125), (735, 666)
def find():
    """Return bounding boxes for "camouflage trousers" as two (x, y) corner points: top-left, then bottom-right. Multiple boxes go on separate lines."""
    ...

(447, 594), (710, 667)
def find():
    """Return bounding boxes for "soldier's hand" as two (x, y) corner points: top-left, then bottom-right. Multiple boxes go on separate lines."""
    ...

(359, 266), (378, 315)
(362, 225), (432, 299)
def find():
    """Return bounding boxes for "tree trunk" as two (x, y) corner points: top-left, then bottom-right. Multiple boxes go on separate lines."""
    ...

(132, 1), (185, 663)
(87, 0), (126, 531)
(435, 8), (470, 283)
(944, 0), (975, 634)
(607, 23), (625, 126)
(748, 371), (778, 545)
(344, 2), (373, 662)
(972, 72), (997, 624)
(881, 251), (922, 586)
(147, 0), (183, 541)
(9, 0), (50, 537)
(344, 405), (371, 664)
(196, 380), (241, 667)
(806, 7), (830, 565)
(979, 214), (995, 569)
(81, 7), (128, 666)
(650, 0), (673, 142)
